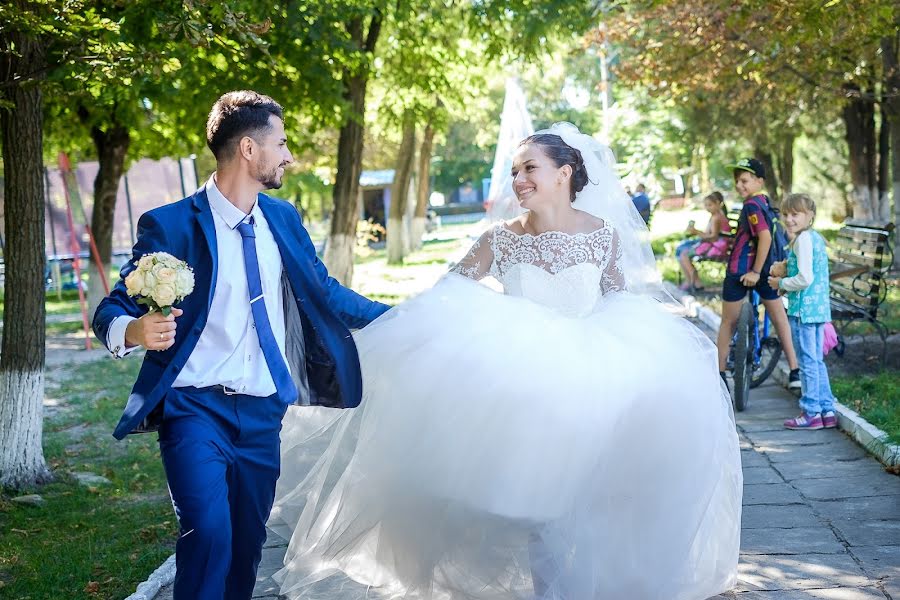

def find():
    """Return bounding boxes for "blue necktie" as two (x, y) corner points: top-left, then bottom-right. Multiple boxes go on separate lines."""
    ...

(236, 216), (297, 404)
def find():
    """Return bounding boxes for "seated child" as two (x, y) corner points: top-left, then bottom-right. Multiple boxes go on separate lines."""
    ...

(676, 191), (732, 291)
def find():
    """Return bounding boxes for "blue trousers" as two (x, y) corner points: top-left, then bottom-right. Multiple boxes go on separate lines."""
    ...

(788, 317), (837, 416)
(159, 386), (287, 600)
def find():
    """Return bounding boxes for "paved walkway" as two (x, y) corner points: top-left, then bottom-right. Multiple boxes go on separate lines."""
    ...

(152, 375), (899, 600)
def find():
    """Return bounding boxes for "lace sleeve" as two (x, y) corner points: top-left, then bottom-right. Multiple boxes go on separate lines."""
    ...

(450, 229), (495, 280)
(601, 228), (626, 294)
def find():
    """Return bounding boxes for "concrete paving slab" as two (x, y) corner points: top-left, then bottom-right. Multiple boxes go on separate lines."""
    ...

(741, 421), (795, 433)
(744, 467), (786, 485)
(830, 520), (900, 547)
(743, 449), (775, 468)
(744, 430), (851, 447)
(773, 459), (889, 482)
(738, 404), (798, 417)
(263, 531), (289, 548)
(847, 545), (900, 580)
(741, 527), (846, 555)
(763, 443), (869, 464)
(743, 483), (807, 506)
(809, 495), (900, 522)
(735, 553), (870, 591)
(792, 474), (900, 501)
(252, 546), (286, 597)
(741, 504), (822, 529)
(728, 587), (887, 599)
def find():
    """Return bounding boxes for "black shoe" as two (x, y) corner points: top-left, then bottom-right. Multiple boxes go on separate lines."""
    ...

(788, 368), (801, 390)
(720, 371), (731, 394)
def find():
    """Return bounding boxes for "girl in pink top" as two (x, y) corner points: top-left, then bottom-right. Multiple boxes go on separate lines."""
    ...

(676, 191), (732, 291)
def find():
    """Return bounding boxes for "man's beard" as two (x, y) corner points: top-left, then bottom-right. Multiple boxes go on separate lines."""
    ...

(255, 162), (283, 190)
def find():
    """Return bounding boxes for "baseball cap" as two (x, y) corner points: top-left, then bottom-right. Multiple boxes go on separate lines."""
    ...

(729, 158), (765, 179)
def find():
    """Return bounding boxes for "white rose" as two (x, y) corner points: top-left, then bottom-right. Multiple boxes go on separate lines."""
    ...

(175, 269), (195, 296)
(138, 255), (154, 271)
(153, 253), (172, 267)
(140, 271), (158, 297)
(124, 270), (145, 296)
(155, 266), (177, 284)
(152, 283), (177, 307)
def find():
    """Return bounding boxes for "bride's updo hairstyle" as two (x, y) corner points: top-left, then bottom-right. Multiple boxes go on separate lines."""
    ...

(520, 133), (590, 202)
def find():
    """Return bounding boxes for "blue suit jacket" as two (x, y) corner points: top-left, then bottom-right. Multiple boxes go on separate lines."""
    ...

(93, 188), (390, 440)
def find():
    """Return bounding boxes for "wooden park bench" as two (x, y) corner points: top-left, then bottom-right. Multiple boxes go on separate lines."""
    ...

(677, 207), (741, 277)
(828, 222), (895, 363)
(670, 206), (740, 289)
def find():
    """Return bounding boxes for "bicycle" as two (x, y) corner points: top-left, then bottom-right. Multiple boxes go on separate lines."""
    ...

(729, 289), (783, 411)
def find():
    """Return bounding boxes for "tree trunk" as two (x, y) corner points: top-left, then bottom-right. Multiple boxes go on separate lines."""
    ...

(86, 122), (130, 319)
(387, 111), (416, 264)
(325, 74), (366, 285)
(411, 122), (435, 250)
(777, 134), (794, 197)
(697, 143), (710, 194)
(0, 23), (50, 489)
(753, 147), (780, 206)
(842, 85), (880, 222)
(882, 31), (900, 265)
(323, 13), (382, 285)
(877, 100), (891, 224)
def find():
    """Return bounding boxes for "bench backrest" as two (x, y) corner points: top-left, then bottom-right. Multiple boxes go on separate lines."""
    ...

(829, 224), (894, 312)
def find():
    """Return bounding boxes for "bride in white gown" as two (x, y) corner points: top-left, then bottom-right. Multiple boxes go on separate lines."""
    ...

(269, 123), (742, 600)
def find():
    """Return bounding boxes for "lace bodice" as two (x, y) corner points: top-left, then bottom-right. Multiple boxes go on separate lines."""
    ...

(450, 223), (625, 316)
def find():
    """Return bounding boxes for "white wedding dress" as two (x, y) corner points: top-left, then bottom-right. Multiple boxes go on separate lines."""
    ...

(270, 221), (742, 600)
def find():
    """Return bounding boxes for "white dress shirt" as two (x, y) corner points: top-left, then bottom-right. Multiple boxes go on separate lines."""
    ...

(107, 175), (289, 397)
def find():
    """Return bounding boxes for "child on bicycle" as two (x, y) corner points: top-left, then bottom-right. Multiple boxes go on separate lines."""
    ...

(768, 193), (837, 430)
(715, 158), (800, 390)
(676, 191), (732, 291)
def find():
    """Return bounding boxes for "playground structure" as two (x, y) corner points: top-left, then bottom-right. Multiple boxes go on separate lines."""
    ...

(0, 155), (199, 293)
(47, 155), (199, 292)
(0, 155), (198, 349)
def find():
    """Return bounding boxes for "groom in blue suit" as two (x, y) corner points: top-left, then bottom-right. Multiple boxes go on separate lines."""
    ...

(93, 90), (390, 599)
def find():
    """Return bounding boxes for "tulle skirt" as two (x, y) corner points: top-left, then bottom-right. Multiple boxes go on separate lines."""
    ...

(270, 274), (742, 600)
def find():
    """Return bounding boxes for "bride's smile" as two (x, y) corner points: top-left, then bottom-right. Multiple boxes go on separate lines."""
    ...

(511, 144), (570, 209)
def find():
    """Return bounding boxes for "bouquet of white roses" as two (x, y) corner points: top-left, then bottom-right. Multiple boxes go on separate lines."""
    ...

(124, 252), (195, 316)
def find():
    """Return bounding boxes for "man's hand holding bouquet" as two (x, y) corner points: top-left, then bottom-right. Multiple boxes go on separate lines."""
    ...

(123, 252), (194, 351)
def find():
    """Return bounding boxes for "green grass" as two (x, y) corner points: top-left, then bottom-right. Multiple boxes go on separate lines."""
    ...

(354, 236), (465, 267)
(0, 289), (84, 317)
(1, 266), (122, 317)
(45, 320), (96, 336)
(838, 286), (900, 336)
(45, 291), (85, 316)
(0, 359), (177, 599)
(832, 372), (900, 445)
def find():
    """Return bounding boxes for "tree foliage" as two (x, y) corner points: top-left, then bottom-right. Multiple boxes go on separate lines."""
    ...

(601, 0), (897, 216)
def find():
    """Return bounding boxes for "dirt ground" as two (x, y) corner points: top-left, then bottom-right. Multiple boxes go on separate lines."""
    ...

(45, 332), (110, 369)
(824, 332), (900, 378)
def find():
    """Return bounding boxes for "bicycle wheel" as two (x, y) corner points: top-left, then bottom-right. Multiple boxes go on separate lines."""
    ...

(750, 336), (782, 388)
(731, 301), (753, 411)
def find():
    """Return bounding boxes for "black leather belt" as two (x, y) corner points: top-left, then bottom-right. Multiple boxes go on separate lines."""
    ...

(195, 384), (242, 396)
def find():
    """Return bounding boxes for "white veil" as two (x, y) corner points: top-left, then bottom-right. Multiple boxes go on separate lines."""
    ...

(489, 122), (672, 302)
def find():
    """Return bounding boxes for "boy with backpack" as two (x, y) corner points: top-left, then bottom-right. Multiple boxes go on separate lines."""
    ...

(716, 158), (800, 391)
